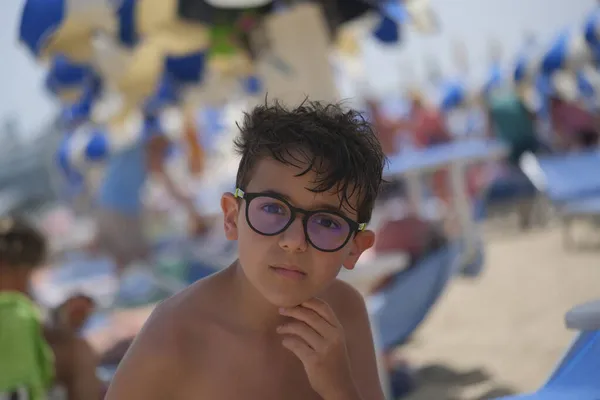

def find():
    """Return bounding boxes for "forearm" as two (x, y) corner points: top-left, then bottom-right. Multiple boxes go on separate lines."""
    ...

(152, 171), (196, 212)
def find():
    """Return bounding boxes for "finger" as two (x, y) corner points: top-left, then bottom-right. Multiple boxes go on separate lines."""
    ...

(300, 298), (339, 326)
(281, 335), (314, 363)
(280, 306), (334, 337)
(277, 321), (325, 351)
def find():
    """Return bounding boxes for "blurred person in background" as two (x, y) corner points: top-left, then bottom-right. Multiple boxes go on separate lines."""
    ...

(365, 98), (403, 155)
(482, 86), (541, 228)
(0, 217), (102, 400)
(401, 89), (452, 148)
(548, 94), (599, 151)
(484, 86), (540, 164)
(394, 90), (485, 216)
(90, 119), (209, 280)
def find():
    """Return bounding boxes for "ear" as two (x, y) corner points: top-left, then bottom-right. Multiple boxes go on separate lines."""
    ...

(342, 230), (375, 271)
(221, 192), (240, 241)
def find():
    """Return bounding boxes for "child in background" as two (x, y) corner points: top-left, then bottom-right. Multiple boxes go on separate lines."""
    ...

(0, 217), (101, 400)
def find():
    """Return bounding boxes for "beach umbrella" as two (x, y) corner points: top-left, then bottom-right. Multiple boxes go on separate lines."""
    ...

(438, 80), (467, 112)
(57, 106), (185, 175)
(513, 36), (543, 86)
(541, 28), (593, 77)
(45, 55), (96, 104)
(584, 7), (600, 62)
(19, 0), (116, 62)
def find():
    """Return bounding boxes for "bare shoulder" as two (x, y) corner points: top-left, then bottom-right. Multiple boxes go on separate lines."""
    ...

(105, 280), (214, 399)
(322, 279), (368, 325)
(323, 280), (386, 400)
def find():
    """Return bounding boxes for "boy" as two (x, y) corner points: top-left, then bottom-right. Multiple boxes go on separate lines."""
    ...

(0, 217), (101, 400)
(106, 100), (387, 399)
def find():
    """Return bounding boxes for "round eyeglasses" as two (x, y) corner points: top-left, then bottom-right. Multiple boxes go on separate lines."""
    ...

(234, 188), (366, 252)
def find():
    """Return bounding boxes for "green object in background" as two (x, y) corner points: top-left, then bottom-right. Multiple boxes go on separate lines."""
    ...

(156, 259), (188, 282)
(209, 10), (262, 58)
(488, 89), (539, 163)
(0, 292), (54, 400)
(210, 25), (239, 57)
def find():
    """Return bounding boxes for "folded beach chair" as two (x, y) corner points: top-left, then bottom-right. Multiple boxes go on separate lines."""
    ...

(368, 242), (461, 350)
(520, 150), (600, 247)
(495, 299), (600, 400)
(479, 164), (538, 226)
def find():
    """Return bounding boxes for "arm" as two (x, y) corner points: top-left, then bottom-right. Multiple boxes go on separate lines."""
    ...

(104, 302), (183, 399)
(330, 281), (386, 400)
(146, 135), (197, 214)
(391, 117), (415, 132)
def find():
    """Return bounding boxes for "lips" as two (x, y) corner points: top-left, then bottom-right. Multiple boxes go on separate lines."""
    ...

(271, 264), (305, 274)
(270, 264), (307, 279)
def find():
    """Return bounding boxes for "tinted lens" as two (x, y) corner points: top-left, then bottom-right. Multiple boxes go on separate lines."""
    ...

(247, 196), (291, 235)
(306, 212), (351, 251)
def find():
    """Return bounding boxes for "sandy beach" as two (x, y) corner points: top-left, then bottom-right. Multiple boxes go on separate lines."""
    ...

(399, 226), (600, 399)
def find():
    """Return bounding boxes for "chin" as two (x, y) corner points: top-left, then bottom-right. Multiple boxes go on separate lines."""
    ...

(260, 288), (311, 308)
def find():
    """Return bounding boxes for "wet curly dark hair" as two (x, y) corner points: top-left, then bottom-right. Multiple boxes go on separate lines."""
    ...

(0, 216), (47, 269)
(234, 99), (386, 223)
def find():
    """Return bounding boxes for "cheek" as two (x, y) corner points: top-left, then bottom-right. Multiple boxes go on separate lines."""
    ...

(309, 252), (346, 284)
(237, 222), (274, 264)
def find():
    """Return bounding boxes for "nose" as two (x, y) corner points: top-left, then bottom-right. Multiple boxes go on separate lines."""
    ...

(278, 215), (308, 253)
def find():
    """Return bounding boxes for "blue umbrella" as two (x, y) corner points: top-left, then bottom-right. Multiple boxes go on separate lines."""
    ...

(584, 7), (600, 61)
(114, 0), (139, 47)
(45, 54), (94, 101)
(482, 64), (503, 96)
(541, 30), (570, 75)
(19, 0), (116, 61)
(577, 69), (596, 99)
(513, 54), (530, 84)
(19, 0), (65, 58)
(439, 80), (466, 112)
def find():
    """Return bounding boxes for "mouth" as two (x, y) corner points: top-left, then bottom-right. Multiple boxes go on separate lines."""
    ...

(269, 264), (307, 280)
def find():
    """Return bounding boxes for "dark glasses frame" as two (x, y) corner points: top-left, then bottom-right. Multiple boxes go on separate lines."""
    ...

(233, 188), (366, 252)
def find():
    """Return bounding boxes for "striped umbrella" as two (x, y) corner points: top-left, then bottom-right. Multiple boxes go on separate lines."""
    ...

(19, 0), (116, 62)
(584, 7), (600, 62)
(57, 106), (184, 175)
(541, 28), (593, 76)
(45, 54), (95, 103)
(438, 79), (467, 112)
(513, 39), (542, 85)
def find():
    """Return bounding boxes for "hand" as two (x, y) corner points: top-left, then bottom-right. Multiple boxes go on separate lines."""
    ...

(53, 294), (96, 334)
(277, 299), (361, 400)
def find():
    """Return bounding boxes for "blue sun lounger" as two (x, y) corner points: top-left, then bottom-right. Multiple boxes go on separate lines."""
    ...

(368, 243), (461, 350)
(521, 150), (600, 247)
(495, 299), (600, 400)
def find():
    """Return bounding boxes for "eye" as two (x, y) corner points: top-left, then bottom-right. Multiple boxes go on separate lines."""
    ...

(313, 215), (342, 230)
(260, 203), (286, 215)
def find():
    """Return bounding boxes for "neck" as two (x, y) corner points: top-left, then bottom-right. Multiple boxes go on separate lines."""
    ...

(0, 271), (28, 295)
(223, 260), (286, 335)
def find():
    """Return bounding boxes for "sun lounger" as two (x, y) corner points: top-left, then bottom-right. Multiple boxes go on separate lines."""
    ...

(368, 243), (461, 350)
(495, 298), (600, 400)
(520, 151), (600, 247)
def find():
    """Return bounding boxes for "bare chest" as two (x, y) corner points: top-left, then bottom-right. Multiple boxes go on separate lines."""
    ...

(178, 333), (323, 400)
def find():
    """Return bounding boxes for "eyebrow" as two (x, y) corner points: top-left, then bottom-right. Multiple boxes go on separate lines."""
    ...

(260, 189), (350, 216)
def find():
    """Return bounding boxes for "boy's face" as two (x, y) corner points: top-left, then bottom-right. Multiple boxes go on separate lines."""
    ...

(221, 156), (375, 307)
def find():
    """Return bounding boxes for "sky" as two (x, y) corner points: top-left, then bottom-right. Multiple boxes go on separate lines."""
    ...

(0, 0), (596, 137)
(359, 0), (597, 97)
(0, 1), (56, 136)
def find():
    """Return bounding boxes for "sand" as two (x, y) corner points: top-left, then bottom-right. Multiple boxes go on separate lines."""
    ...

(399, 226), (600, 399)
